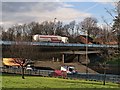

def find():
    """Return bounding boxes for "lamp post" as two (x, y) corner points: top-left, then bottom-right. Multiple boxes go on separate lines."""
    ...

(85, 30), (88, 81)
(103, 26), (109, 85)
(103, 62), (106, 85)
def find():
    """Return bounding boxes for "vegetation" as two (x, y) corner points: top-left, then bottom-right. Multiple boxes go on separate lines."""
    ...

(2, 74), (119, 89)
(107, 58), (120, 65)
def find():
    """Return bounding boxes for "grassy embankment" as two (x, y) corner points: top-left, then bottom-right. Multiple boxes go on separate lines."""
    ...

(1, 74), (119, 89)
(107, 58), (120, 65)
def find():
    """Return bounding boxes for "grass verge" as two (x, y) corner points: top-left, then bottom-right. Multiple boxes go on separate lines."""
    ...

(1, 74), (120, 89)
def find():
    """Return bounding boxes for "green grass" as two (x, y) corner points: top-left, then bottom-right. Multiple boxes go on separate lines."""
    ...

(107, 59), (120, 65)
(1, 74), (120, 89)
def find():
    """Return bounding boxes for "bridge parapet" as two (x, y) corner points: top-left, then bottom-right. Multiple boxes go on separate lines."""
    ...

(0, 41), (118, 48)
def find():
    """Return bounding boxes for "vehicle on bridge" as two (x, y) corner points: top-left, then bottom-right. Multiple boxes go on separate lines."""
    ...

(33, 34), (68, 43)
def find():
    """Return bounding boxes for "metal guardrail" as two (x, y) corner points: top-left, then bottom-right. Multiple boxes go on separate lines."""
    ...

(68, 73), (120, 83)
(0, 67), (53, 77)
(0, 67), (120, 83)
(0, 41), (118, 48)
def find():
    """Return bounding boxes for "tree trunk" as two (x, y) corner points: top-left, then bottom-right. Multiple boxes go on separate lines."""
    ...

(103, 65), (106, 85)
(22, 66), (25, 79)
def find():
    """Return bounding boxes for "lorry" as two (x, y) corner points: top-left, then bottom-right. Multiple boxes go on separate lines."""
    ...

(33, 34), (68, 43)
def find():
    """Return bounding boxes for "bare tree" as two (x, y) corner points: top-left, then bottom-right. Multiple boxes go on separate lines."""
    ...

(99, 25), (118, 85)
(80, 17), (98, 37)
(113, 1), (120, 47)
(10, 40), (32, 79)
(13, 58), (27, 79)
(69, 20), (76, 36)
(0, 26), (3, 40)
(7, 24), (38, 79)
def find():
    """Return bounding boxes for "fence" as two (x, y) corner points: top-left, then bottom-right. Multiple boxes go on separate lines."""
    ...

(1, 67), (53, 77)
(68, 73), (120, 83)
(0, 67), (120, 83)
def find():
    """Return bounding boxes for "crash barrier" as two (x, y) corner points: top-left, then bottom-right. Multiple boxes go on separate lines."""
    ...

(1, 67), (54, 77)
(1, 41), (118, 48)
(67, 73), (120, 83)
(0, 67), (120, 83)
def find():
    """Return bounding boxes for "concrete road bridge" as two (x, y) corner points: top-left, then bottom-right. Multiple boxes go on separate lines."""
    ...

(0, 41), (118, 48)
(1, 41), (118, 63)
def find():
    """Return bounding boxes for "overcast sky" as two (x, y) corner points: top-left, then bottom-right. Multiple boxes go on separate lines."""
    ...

(1, 0), (118, 29)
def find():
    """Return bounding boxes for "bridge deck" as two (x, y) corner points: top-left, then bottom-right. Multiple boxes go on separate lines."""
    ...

(0, 41), (118, 48)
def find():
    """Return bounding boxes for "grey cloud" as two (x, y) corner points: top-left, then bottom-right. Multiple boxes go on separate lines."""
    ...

(2, 2), (91, 29)
(2, 2), (38, 13)
(2, 12), (37, 23)
(2, 2), (64, 23)
(2, 2), (62, 13)
(32, 2), (63, 11)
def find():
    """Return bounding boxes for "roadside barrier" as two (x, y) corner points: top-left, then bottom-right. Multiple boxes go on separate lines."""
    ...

(0, 67), (120, 83)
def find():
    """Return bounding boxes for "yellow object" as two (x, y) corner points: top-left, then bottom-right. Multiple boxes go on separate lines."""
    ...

(3, 58), (20, 66)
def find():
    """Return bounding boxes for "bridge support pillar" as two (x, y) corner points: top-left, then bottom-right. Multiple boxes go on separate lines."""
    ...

(78, 55), (80, 62)
(62, 54), (65, 63)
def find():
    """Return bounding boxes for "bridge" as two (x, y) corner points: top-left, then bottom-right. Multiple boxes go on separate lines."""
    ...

(0, 41), (118, 48)
(1, 40), (118, 63)
(1, 40), (119, 75)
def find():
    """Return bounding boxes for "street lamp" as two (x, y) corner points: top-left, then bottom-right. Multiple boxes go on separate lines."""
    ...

(85, 30), (88, 81)
(103, 26), (109, 85)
